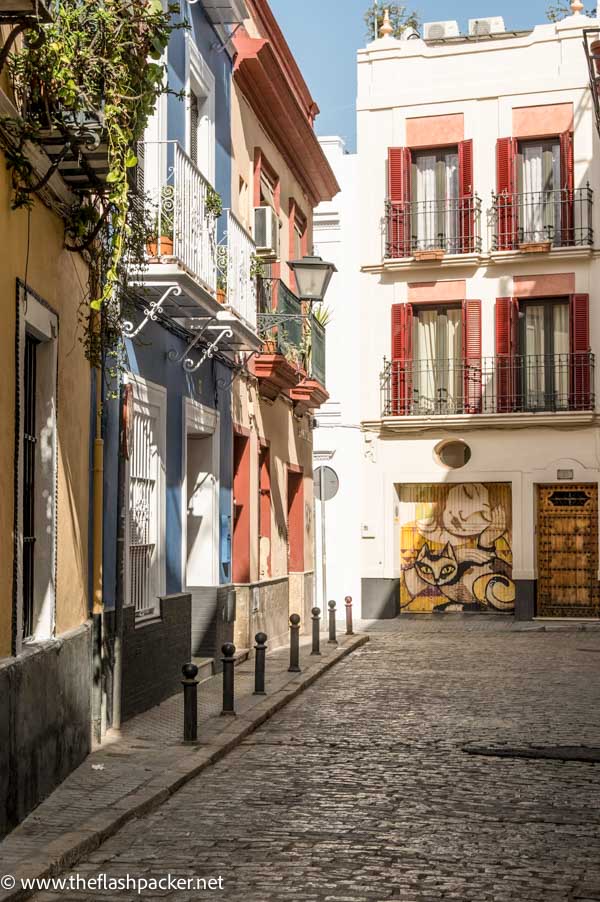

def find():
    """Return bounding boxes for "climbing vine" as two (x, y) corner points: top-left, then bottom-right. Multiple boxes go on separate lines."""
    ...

(2, 0), (183, 367)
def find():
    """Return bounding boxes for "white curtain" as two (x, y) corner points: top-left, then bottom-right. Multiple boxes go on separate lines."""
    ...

(554, 304), (569, 409)
(445, 153), (459, 252)
(415, 155), (436, 249)
(521, 143), (561, 243)
(413, 309), (462, 413)
(524, 304), (545, 408)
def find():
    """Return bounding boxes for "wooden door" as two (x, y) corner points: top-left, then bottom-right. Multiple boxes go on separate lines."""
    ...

(537, 484), (600, 617)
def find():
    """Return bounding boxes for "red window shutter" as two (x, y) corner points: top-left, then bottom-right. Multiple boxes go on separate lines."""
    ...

(496, 297), (518, 412)
(387, 147), (411, 258)
(458, 139), (474, 253)
(391, 302), (413, 415)
(462, 299), (482, 413)
(569, 293), (590, 410)
(496, 138), (516, 250)
(560, 131), (574, 246)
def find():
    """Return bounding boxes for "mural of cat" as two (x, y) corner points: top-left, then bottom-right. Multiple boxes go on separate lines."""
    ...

(403, 541), (515, 612)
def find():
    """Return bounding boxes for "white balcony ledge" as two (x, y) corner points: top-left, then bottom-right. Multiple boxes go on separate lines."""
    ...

(362, 410), (597, 436)
(129, 264), (220, 319)
(364, 245), (598, 274)
(362, 251), (484, 274)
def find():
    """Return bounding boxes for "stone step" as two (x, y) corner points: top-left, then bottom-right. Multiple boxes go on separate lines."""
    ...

(192, 648), (249, 683)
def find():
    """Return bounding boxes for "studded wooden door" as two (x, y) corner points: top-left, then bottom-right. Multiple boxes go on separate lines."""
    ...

(537, 484), (600, 617)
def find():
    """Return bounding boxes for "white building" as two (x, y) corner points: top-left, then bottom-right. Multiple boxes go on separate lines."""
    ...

(325, 4), (600, 621)
(313, 137), (362, 611)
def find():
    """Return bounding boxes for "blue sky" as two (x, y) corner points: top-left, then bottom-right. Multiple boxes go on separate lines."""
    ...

(268, 0), (569, 151)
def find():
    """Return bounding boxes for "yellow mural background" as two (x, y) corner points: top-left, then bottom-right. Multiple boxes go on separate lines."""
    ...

(399, 483), (514, 613)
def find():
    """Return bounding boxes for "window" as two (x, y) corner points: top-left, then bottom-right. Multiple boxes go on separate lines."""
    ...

(14, 284), (58, 651)
(126, 378), (166, 619)
(186, 37), (215, 183)
(287, 469), (304, 573)
(22, 334), (38, 640)
(519, 299), (569, 411)
(232, 433), (251, 584)
(412, 305), (462, 414)
(517, 139), (562, 244)
(412, 147), (459, 252)
(258, 445), (271, 579)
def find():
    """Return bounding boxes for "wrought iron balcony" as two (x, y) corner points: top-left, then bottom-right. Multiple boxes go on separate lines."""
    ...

(142, 140), (217, 295)
(492, 187), (593, 251)
(257, 277), (326, 386)
(380, 354), (595, 418)
(217, 210), (257, 330)
(385, 195), (482, 259)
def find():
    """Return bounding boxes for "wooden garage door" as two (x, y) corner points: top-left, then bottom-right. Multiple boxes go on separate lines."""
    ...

(537, 484), (600, 618)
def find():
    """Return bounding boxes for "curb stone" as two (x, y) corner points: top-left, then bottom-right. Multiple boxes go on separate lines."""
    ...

(0, 634), (369, 902)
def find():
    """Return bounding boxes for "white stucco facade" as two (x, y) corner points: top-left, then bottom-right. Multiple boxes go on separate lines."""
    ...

(313, 138), (362, 611)
(323, 10), (600, 620)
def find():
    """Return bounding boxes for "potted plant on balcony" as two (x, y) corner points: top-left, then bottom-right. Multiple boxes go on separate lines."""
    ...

(147, 187), (174, 257)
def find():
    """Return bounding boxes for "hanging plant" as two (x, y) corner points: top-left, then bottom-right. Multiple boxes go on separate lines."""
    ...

(2, 0), (183, 366)
(205, 184), (223, 220)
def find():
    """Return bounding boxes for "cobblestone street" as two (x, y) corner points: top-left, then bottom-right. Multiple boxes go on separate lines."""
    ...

(31, 618), (600, 901)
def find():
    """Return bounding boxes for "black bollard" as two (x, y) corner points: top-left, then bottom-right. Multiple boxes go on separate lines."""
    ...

(311, 607), (321, 656)
(328, 600), (337, 645)
(288, 613), (301, 673)
(221, 642), (236, 716)
(181, 663), (199, 742)
(345, 596), (354, 635)
(254, 632), (267, 695)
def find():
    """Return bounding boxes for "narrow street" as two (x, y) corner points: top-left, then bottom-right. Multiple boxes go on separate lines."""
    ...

(31, 619), (600, 902)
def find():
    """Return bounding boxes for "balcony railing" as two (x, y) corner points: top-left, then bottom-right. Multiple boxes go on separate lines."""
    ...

(385, 196), (482, 258)
(218, 210), (257, 329)
(143, 140), (217, 294)
(257, 277), (326, 385)
(380, 354), (595, 417)
(492, 187), (593, 251)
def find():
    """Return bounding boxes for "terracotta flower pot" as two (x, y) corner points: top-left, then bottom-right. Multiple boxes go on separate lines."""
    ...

(591, 41), (600, 75)
(262, 338), (277, 354)
(217, 288), (226, 304)
(147, 236), (173, 257)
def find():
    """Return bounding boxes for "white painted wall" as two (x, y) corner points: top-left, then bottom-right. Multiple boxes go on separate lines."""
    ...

(313, 138), (362, 611)
(352, 11), (600, 613)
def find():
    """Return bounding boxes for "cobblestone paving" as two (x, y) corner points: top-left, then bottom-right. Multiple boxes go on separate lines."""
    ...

(31, 617), (600, 902)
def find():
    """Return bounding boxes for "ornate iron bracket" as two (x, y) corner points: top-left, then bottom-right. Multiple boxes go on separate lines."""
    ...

(257, 312), (309, 338)
(122, 284), (182, 339)
(167, 316), (217, 365)
(183, 327), (234, 374)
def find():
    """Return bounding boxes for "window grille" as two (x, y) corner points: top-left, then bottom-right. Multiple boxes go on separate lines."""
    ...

(22, 333), (38, 640)
(128, 406), (160, 618)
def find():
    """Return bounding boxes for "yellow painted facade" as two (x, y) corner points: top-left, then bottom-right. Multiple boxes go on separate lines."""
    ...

(0, 156), (91, 657)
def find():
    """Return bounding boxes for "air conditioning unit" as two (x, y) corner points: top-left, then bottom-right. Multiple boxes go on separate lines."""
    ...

(253, 205), (280, 258)
(468, 16), (505, 36)
(423, 20), (459, 40)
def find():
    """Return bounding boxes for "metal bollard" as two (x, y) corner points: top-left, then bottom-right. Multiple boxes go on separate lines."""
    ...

(181, 663), (199, 742)
(345, 596), (354, 636)
(288, 613), (301, 672)
(311, 607), (321, 656)
(254, 632), (267, 695)
(221, 642), (236, 716)
(328, 600), (338, 645)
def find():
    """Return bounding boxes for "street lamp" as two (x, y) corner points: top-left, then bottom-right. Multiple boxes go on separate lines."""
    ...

(287, 255), (337, 303)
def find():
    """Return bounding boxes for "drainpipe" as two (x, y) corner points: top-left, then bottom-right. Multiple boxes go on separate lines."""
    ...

(112, 379), (127, 732)
(91, 327), (105, 744)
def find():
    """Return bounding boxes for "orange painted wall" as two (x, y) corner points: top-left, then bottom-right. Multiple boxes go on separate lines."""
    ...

(512, 103), (573, 139)
(406, 113), (464, 148)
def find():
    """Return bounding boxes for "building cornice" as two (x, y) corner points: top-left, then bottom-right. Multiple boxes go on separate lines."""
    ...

(362, 411), (597, 435)
(233, 35), (339, 205)
(362, 246), (598, 275)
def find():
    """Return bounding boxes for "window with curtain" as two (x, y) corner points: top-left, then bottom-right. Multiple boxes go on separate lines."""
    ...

(412, 148), (459, 253)
(520, 299), (569, 411)
(517, 140), (561, 244)
(412, 306), (463, 414)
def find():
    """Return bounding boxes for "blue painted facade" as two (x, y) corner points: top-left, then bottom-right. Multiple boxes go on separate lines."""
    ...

(102, 1), (234, 611)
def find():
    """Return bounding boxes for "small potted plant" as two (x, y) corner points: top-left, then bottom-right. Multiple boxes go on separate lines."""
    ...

(147, 187), (174, 257)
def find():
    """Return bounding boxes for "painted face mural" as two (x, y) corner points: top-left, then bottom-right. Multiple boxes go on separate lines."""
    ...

(400, 483), (515, 613)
